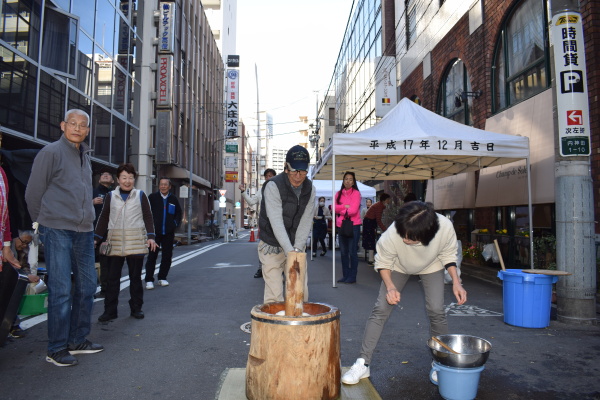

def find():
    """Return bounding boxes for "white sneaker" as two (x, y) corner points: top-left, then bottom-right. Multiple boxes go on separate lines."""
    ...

(157, 280), (169, 287)
(342, 358), (370, 385)
(145, 282), (154, 290)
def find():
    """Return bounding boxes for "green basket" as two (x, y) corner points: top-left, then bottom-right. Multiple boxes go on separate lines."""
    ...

(18, 293), (49, 316)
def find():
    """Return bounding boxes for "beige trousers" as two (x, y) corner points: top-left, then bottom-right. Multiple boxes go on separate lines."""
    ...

(258, 241), (309, 304)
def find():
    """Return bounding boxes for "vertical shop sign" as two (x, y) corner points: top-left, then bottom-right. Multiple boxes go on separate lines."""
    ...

(113, 56), (129, 111)
(551, 11), (591, 156)
(118, 1), (130, 54)
(375, 56), (397, 118)
(158, 2), (176, 54)
(226, 69), (239, 138)
(157, 54), (173, 108)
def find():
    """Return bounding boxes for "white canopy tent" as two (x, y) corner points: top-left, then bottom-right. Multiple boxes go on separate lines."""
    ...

(311, 98), (531, 286)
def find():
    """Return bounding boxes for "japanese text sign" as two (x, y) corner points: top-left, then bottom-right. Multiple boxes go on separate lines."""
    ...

(551, 11), (591, 156)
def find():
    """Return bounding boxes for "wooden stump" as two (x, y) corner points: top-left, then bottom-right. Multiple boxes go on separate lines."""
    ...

(246, 302), (341, 400)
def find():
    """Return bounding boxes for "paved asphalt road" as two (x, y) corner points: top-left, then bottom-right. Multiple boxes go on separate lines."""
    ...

(1, 232), (599, 400)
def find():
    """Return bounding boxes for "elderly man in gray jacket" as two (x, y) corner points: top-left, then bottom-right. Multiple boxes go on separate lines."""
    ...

(258, 145), (315, 304)
(25, 109), (103, 367)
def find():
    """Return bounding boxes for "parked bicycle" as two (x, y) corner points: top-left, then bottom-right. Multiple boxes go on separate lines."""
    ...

(204, 219), (220, 240)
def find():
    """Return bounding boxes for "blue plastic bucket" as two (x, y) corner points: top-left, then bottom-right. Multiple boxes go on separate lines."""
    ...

(430, 361), (484, 400)
(497, 269), (558, 328)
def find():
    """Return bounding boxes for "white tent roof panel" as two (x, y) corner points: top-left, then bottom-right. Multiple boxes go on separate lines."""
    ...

(312, 98), (529, 181)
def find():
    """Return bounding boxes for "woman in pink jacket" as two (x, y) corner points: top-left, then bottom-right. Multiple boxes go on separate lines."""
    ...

(335, 171), (362, 283)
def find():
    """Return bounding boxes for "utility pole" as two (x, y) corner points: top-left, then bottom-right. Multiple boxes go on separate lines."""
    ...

(188, 105), (202, 246)
(309, 91), (321, 164)
(133, 0), (155, 194)
(550, 0), (597, 324)
(255, 64), (260, 190)
(314, 90), (320, 161)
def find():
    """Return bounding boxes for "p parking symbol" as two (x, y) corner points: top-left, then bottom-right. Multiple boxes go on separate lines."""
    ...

(560, 70), (584, 93)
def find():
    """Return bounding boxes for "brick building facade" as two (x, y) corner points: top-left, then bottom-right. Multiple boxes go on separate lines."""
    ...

(399, 0), (599, 237)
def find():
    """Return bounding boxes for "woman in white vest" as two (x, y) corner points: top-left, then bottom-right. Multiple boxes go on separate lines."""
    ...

(94, 163), (157, 322)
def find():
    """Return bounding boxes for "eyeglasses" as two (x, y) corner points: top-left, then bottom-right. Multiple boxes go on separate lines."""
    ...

(17, 237), (32, 245)
(65, 121), (89, 130)
(288, 169), (308, 176)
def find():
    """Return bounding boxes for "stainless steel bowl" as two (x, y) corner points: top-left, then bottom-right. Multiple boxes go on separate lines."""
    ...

(427, 334), (492, 368)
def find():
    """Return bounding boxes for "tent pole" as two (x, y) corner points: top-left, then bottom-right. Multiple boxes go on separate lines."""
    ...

(527, 157), (534, 269)
(431, 169), (434, 206)
(332, 154), (337, 287)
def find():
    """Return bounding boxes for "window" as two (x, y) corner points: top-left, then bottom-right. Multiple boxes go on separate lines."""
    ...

(92, 104), (111, 162)
(0, 0), (42, 61)
(95, 0), (116, 56)
(72, 0), (94, 35)
(492, 0), (548, 112)
(111, 117), (127, 165)
(437, 59), (473, 125)
(94, 45), (112, 107)
(0, 45), (37, 134)
(37, 69), (66, 142)
(75, 33), (94, 94)
(328, 107), (335, 126)
(181, 49), (186, 78)
(41, 6), (78, 78)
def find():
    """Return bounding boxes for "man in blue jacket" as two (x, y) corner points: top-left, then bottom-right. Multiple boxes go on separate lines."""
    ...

(144, 178), (182, 289)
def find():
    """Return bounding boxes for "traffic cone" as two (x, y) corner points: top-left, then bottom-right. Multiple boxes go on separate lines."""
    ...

(249, 228), (256, 242)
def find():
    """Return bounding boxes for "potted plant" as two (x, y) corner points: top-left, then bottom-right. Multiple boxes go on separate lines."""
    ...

(462, 242), (485, 266)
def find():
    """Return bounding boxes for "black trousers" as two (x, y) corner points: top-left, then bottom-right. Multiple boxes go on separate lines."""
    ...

(104, 256), (144, 315)
(144, 231), (175, 282)
(99, 254), (109, 292)
(312, 235), (327, 253)
(94, 248), (110, 293)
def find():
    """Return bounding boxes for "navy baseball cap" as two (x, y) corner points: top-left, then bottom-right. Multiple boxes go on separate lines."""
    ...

(286, 145), (310, 171)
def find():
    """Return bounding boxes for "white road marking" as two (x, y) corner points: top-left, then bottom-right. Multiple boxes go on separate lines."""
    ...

(209, 263), (254, 269)
(445, 302), (503, 317)
(19, 243), (226, 329)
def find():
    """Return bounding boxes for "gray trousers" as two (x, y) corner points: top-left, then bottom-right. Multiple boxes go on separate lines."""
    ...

(359, 269), (448, 364)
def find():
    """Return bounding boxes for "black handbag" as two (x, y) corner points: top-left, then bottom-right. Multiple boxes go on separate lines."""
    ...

(340, 212), (354, 238)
